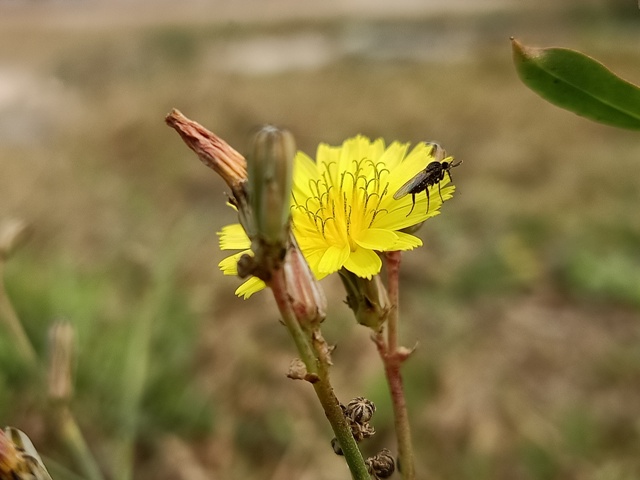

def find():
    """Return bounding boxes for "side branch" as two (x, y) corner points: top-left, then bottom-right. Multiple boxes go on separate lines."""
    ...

(374, 250), (416, 479)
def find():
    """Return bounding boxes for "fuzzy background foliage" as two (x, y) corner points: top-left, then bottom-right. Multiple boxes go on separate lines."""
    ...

(1, 1), (640, 479)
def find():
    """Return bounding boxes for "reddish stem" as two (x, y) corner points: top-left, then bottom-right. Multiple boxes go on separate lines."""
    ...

(374, 250), (415, 479)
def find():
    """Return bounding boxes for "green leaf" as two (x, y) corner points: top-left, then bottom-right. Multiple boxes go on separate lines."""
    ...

(511, 37), (640, 130)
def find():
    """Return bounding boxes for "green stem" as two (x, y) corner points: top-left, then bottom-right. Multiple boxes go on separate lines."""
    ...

(0, 259), (38, 368)
(269, 268), (370, 480)
(52, 404), (105, 480)
(377, 250), (415, 479)
(114, 254), (174, 480)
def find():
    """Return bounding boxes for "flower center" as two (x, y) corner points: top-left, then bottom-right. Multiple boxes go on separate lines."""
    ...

(292, 157), (391, 248)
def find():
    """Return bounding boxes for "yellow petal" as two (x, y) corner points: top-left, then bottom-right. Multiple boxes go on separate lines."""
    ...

(391, 231), (423, 250)
(318, 243), (350, 274)
(378, 141), (409, 170)
(354, 228), (398, 250)
(218, 224), (251, 250)
(235, 277), (267, 299)
(344, 248), (382, 279)
(292, 151), (318, 198)
(218, 250), (252, 275)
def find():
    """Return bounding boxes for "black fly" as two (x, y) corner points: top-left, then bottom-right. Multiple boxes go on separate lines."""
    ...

(393, 142), (461, 216)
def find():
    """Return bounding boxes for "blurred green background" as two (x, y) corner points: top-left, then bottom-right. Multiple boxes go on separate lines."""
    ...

(1, 1), (640, 479)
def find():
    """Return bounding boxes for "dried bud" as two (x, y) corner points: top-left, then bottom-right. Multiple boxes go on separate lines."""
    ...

(165, 109), (247, 190)
(48, 321), (75, 402)
(0, 219), (31, 260)
(339, 270), (390, 331)
(1, 427), (52, 480)
(248, 126), (295, 247)
(366, 448), (395, 480)
(0, 429), (21, 476)
(345, 397), (376, 424)
(350, 421), (375, 442)
(165, 110), (254, 236)
(338, 398), (376, 442)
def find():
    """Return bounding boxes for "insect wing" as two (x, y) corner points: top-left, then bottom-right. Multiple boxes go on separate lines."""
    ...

(393, 169), (428, 200)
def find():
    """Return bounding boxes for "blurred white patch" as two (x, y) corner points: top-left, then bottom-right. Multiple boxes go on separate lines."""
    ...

(213, 33), (336, 75)
(0, 68), (77, 145)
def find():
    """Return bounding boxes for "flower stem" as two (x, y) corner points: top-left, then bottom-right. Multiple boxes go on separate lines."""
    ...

(269, 268), (370, 480)
(50, 404), (105, 480)
(374, 250), (416, 479)
(0, 258), (38, 369)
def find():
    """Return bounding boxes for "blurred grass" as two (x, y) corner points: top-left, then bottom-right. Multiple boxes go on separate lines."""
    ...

(1, 2), (640, 479)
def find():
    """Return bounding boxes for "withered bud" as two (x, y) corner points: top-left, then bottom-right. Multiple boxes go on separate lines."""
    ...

(0, 429), (21, 477)
(1, 427), (52, 480)
(366, 448), (395, 480)
(350, 421), (375, 442)
(165, 109), (247, 191)
(165, 110), (255, 236)
(286, 358), (307, 380)
(48, 321), (75, 402)
(283, 236), (326, 325)
(0, 219), (31, 260)
(339, 270), (390, 331)
(345, 397), (376, 424)
(248, 126), (295, 246)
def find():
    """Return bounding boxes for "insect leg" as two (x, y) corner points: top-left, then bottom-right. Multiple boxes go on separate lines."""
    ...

(406, 193), (417, 216)
(425, 188), (430, 213)
(437, 182), (444, 203)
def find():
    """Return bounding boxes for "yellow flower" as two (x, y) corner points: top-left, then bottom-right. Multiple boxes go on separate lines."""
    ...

(218, 135), (456, 298)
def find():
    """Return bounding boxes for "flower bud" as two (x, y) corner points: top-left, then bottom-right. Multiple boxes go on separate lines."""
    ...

(366, 448), (395, 479)
(48, 321), (75, 402)
(1, 427), (52, 480)
(339, 270), (390, 331)
(284, 236), (326, 325)
(345, 397), (376, 424)
(0, 429), (20, 477)
(248, 126), (295, 247)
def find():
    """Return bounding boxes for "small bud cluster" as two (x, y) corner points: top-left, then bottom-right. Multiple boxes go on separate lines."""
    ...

(366, 448), (395, 480)
(342, 397), (376, 443)
(346, 396), (376, 424)
(332, 397), (377, 455)
(330, 397), (396, 478)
